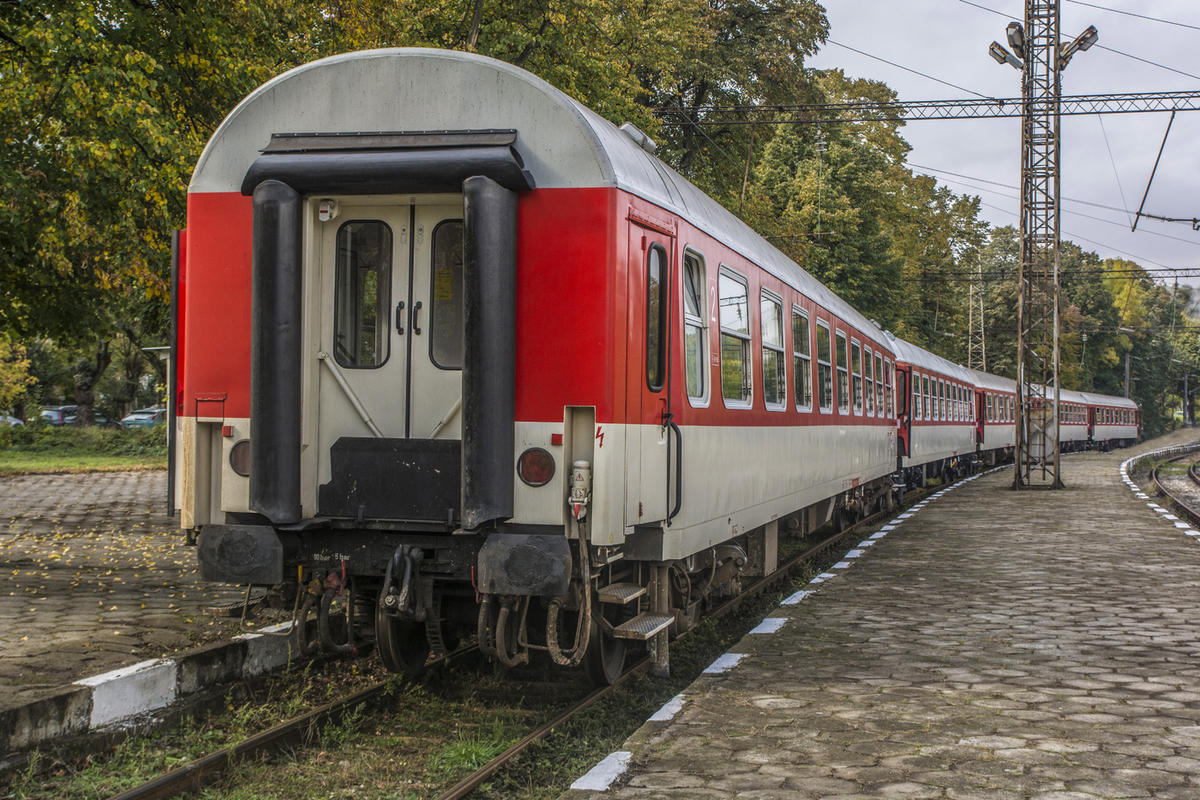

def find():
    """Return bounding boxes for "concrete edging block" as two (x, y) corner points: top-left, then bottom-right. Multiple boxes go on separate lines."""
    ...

(175, 639), (250, 697)
(75, 659), (177, 728)
(0, 686), (92, 752)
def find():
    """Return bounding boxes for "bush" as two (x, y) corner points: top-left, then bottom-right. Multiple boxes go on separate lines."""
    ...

(0, 420), (167, 456)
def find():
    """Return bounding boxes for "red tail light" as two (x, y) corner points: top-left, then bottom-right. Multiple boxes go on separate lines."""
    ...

(517, 448), (555, 486)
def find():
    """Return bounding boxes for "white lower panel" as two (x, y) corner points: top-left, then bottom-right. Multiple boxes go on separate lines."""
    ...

(903, 423), (975, 468)
(1095, 424), (1138, 441)
(629, 422), (895, 561)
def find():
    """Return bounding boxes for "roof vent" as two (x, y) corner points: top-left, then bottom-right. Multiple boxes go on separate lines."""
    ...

(619, 123), (657, 155)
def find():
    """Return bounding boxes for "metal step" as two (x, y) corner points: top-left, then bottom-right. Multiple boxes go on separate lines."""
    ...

(613, 612), (673, 640)
(597, 582), (647, 605)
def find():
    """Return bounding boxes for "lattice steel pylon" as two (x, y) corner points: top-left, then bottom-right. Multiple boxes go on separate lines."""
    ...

(990, 4), (1097, 489)
(967, 259), (986, 372)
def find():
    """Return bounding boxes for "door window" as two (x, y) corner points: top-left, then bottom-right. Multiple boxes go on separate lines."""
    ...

(646, 244), (669, 391)
(333, 221), (392, 368)
(429, 220), (464, 370)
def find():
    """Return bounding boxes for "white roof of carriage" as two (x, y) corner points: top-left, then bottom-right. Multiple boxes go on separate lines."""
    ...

(885, 333), (974, 384)
(965, 367), (1016, 394)
(190, 48), (885, 343)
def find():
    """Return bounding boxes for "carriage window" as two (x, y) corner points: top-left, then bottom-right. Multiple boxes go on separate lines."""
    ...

(719, 270), (751, 404)
(914, 373), (922, 420)
(874, 353), (884, 416)
(922, 375), (930, 420)
(334, 220), (392, 369)
(864, 346), (874, 415)
(429, 220), (464, 369)
(884, 360), (893, 417)
(851, 341), (863, 415)
(792, 308), (812, 411)
(939, 380), (946, 420)
(816, 321), (832, 412)
(761, 292), (785, 407)
(683, 252), (707, 400)
(836, 332), (849, 414)
(645, 244), (668, 391)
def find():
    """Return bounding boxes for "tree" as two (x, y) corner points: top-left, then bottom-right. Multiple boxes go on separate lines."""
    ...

(0, 334), (35, 414)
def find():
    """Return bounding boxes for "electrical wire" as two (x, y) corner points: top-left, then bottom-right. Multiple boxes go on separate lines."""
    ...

(1096, 115), (1133, 228)
(910, 168), (1200, 248)
(907, 162), (1199, 236)
(1093, 44), (1200, 83)
(1064, 0), (1200, 33)
(825, 40), (992, 100)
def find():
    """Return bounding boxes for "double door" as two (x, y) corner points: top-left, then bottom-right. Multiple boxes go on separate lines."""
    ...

(316, 200), (464, 483)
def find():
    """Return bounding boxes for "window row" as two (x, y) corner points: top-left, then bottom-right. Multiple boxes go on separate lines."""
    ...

(985, 392), (1014, 423)
(1100, 407), (1134, 425)
(910, 372), (974, 423)
(1060, 403), (1086, 424)
(683, 255), (893, 415)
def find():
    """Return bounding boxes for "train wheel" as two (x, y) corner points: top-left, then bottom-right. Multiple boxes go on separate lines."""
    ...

(375, 603), (430, 676)
(585, 605), (626, 686)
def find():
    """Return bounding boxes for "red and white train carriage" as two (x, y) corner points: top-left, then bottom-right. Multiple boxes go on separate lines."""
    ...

(175, 48), (1141, 683)
(177, 48), (903, 682)
(889, 334), (977, 486)
(1079, 391), (1140, 449)
(966, 368), (1016, 466)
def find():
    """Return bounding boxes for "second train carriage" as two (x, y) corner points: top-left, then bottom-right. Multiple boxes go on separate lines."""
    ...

(889, 333), (978, 486)
(176, 47), (1142, 682)
(966, 367), (1016, 466)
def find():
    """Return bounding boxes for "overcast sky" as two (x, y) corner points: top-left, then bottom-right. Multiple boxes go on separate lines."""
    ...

(807, 0), (1200, 284)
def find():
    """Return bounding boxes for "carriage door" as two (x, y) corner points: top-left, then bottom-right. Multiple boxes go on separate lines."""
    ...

(316, 201), (463, 487)
(625, 222), (674, 527)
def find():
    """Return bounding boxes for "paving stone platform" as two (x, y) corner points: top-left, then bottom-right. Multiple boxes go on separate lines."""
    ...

(0, 471), (253, 709)
(566, 429), (1200, 800)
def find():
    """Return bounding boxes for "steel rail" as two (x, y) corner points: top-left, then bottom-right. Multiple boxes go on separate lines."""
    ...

(1150, 455), (1200, 528)
(110, 474), (956, 800)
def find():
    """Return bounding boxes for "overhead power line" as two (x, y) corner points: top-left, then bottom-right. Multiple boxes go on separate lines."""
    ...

(1064, 0), (1200, 32)
(655, 90), (1200, 124)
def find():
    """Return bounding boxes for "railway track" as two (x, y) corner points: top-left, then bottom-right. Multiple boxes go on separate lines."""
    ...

(1150, 454), (1200, 527)
(108, 479), (952, 800)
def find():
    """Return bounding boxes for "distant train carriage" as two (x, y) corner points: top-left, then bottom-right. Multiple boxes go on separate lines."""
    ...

(1057, 387), (1092, 452)
(1081, 392), (1140, 449)
(888, 333), (977, 486)
(966, 368), (1016, 466)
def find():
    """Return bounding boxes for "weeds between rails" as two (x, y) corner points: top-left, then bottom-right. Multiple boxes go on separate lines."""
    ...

(6, 480), (951, 800)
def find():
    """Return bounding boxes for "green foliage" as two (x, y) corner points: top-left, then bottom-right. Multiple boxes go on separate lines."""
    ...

(0, 418), (165, 456)
(0, 332), (36, 411)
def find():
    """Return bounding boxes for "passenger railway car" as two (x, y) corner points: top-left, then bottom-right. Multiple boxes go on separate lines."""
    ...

(889, 333), (977, 485)
(177, 48), (902, 683)
(176, 48), (1141, 683)
(1056, 387), (1091, 451)
(966, 368), (1016, 465)
(1080, 392), (1140, 449)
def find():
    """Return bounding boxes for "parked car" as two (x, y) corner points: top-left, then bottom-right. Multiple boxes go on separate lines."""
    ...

(41, 405), (77, 426)
(1, 414), (23, 427)
(121, 408), (166, 428)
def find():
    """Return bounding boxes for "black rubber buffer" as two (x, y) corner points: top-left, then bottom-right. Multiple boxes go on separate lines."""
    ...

(461, 176), (517, 530)
(249, 180), (304, 524)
